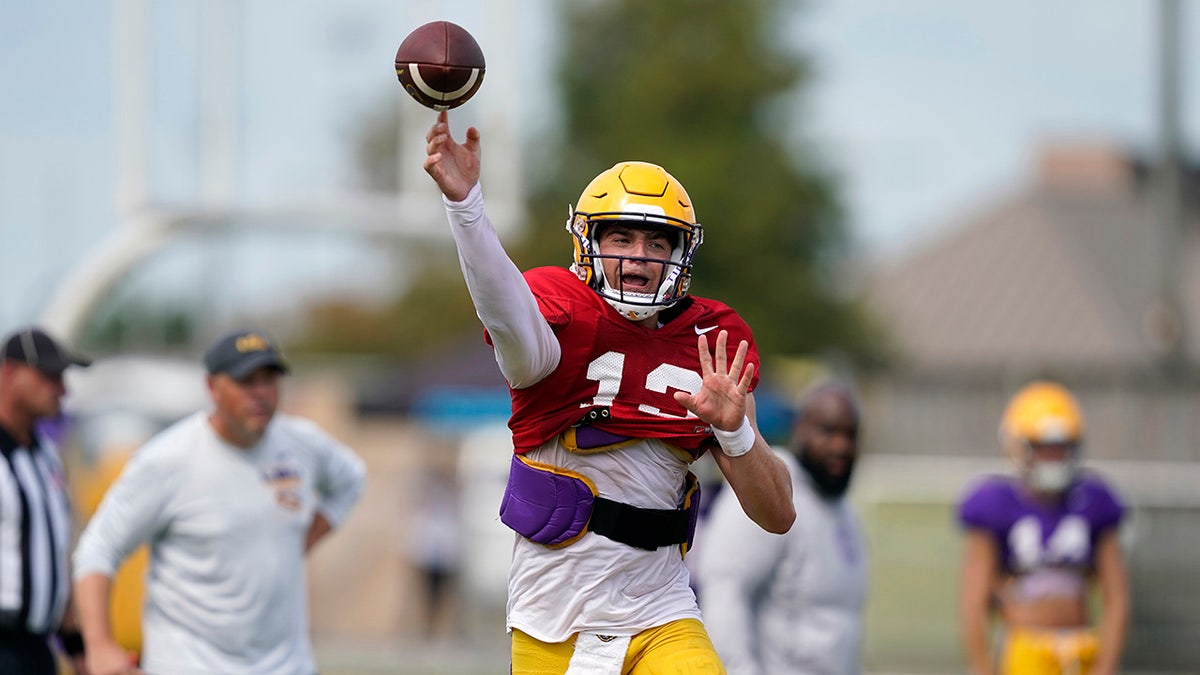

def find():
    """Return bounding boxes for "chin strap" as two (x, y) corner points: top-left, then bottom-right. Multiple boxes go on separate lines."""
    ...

(601, 293), (660, 322)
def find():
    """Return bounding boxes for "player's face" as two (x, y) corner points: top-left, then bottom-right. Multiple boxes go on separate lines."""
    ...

(795, 393), (859, 498)
(207, 367), (280, 448)
(5, 362), (67, 420)
(596, 224), (674, 295)
(1023, 440), (1078, 492)
(1028, 441), (1074, 461)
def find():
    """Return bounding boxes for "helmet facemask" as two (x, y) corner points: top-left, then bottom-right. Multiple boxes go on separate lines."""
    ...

(999, 381), (1085, 494)
(566, 161), (703, 322)
(568, 211), (702, 321)
(1020, 440), (1079, 493)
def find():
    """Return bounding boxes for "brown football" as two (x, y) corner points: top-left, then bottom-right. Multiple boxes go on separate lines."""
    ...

(394, 21), (485, 111)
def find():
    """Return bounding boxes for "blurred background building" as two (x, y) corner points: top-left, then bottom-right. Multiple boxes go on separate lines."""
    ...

(3, 0), (1199, 673)
(857, 139), (1200, 671)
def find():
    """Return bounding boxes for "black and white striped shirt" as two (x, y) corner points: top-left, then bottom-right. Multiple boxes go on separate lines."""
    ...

(0, 425), (72, 636)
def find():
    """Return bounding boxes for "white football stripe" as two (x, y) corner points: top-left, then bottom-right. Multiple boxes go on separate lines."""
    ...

(408, 63), (481, 102)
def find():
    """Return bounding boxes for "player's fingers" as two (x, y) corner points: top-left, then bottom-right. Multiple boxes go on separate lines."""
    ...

(738, 361), (755, 394)
(713, 330), (729, 374)
(425, 132), (444, 154)
(425, 116), (447, 143)
(696, 334), (713, 374)
(729, 339), (749, 380)
(464, 126), (481, 157)
(673, 390), (696, 411)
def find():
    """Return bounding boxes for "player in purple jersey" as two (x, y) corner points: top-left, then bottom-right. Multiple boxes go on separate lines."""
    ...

(957, 381), (1129, 675)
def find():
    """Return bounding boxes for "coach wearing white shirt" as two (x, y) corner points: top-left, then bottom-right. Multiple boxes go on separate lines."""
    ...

(73, 329), (366, 675)
(696, 382), (867, 675)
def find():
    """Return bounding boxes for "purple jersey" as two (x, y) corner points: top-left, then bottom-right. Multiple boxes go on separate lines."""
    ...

(958, 473), (1124, 575)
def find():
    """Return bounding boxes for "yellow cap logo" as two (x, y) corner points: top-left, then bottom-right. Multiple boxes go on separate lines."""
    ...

(235, 334), (269, 353)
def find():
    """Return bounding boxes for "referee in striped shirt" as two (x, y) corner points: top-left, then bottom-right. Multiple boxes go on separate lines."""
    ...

(0, 326), (91, 674)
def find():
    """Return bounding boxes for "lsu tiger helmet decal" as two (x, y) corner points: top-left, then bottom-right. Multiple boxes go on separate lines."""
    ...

(566, 161), (703, 321)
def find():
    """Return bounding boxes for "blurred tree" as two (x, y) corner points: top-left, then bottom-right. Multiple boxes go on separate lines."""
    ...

(524, 0), (882, 362)
(317, 0), (885, 365)
(293, 245), (480, 356)
(81, 302), (196, 353)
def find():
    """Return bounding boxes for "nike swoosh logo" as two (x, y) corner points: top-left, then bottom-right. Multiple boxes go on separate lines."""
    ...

(694, 325), (719, 335)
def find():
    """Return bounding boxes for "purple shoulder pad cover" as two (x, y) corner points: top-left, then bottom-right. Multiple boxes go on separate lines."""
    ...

(499, 454), (596, 547)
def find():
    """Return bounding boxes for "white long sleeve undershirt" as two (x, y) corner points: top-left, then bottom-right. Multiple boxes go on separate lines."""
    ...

(443, 182), (561, 388)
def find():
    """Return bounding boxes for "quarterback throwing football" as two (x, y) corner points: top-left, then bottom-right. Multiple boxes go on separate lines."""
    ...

(423, 111), (795, 674)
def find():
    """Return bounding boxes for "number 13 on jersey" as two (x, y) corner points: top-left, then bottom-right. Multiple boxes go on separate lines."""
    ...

(583, 351), (703, 420)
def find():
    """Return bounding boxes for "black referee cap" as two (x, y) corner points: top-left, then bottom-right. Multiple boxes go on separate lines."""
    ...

(1, 327), (92, 376)
(204, 329), (290, 380)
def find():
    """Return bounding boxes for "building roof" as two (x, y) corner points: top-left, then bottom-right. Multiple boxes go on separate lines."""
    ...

(865, 142), (1200, 375)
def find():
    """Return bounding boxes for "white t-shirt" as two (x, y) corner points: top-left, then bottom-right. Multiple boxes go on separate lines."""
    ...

(695, 451), (867, 675)
(507, 439), (703, 643)
(73, 411), (366, 675)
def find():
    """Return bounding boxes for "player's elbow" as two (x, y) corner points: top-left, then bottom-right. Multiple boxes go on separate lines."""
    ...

(759, 503), (796, 534)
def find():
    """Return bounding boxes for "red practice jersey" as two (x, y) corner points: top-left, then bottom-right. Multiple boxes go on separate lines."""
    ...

(488, 267), (760, 457)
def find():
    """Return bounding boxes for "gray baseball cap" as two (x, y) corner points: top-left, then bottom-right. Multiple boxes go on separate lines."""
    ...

(1, 327), (92, 376)
(203, 329), (290, 380)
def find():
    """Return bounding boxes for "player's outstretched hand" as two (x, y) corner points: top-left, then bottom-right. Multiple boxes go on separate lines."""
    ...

(674, 330), (753, 432)
(423, 110), (481, 202)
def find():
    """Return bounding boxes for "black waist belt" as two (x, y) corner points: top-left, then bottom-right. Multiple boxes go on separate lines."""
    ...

(589, 497), (691, 551)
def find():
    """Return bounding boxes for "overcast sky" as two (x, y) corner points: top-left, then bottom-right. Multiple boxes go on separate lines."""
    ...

(0, 0), (1195, 334)
(802, 0), (1185, 257)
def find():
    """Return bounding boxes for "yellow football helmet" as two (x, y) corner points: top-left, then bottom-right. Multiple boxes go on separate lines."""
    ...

(1000, 381), (1085, 445)
(999, 381), (1084, 490)
(566, 161), (703, 321)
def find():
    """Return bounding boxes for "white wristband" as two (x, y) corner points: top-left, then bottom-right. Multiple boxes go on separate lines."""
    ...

(713, 416), (755, 457)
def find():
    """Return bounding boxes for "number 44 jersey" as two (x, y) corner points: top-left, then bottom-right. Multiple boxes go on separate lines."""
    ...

(493, 266), (760, 458)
